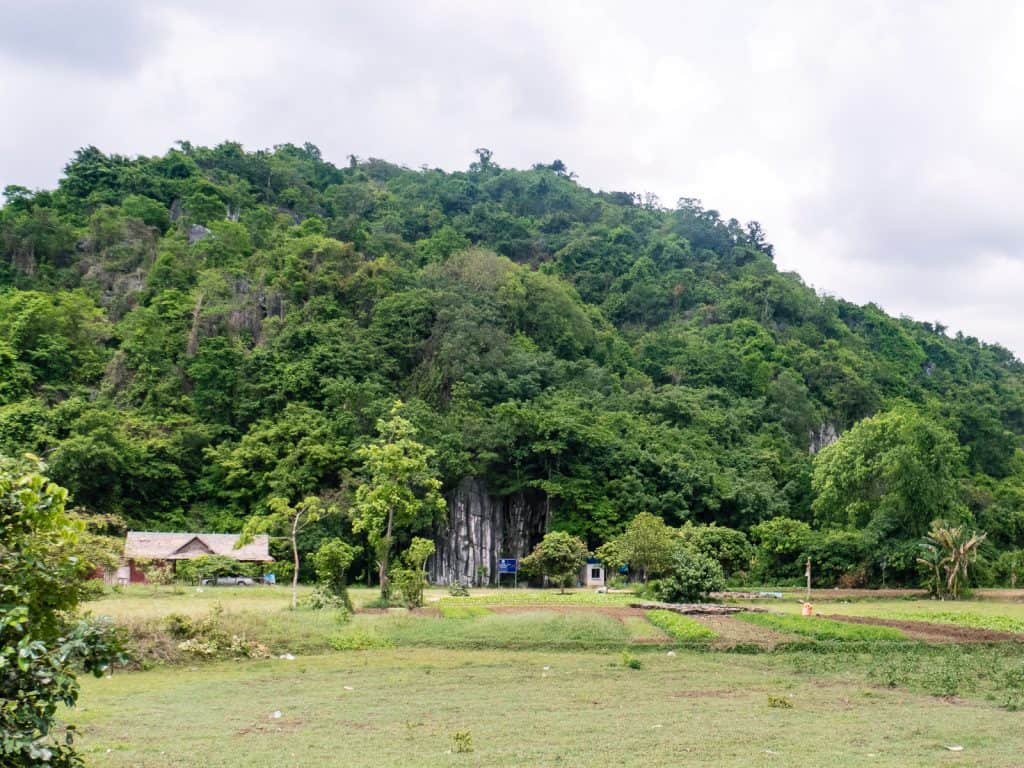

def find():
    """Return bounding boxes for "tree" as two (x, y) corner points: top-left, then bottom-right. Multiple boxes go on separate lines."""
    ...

(812, 407), (966, 539)
(521, 531), (588, 593)
(311, 538), (359, 611)
(918, 524), (987, 599)
(750, 517), (815, 582)
(677, 522), (752, 578)
(351, 402), (445, 599)
(654, 547), (725, 603)
(242, 495), (334, 609)
(1, 455), (125, 767)
(615, 512), (676, 583)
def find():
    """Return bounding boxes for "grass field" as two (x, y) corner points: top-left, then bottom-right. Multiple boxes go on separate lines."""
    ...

(71, 648), (1024, 768)
(69, 586), (1024, 767)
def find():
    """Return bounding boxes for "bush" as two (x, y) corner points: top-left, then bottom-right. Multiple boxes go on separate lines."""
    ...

(677, 522), (752, 577)
(448, 582), (470, 597)
(808, 530), (869, 587)
(169, 606), (270, 659)
(310, 538), (358, 611)
(175, 555), (259, 584)
(329, 629), (394, 650)
(750, 517), (815, 582)
(300, 586), (353, 619)
(654, 548), (725, 602)
(391, 567), (426, 609)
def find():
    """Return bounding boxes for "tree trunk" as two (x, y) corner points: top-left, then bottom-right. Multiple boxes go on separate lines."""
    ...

(291, 513), (300, 610)
(379, 508), (394, 599)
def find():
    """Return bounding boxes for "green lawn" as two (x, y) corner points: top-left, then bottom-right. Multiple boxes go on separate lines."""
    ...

(70, 648), (1024, 768)
(67, 587), (1024, 766)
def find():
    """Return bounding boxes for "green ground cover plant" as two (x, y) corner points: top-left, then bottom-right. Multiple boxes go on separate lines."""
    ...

(737, 611), (907, 641)
(645, 609), (717, 642)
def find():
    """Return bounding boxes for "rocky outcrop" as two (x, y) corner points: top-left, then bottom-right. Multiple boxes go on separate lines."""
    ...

(188, 224), (212, 244)
(808, 422), (839, 454)
(430, 477), (548, 585)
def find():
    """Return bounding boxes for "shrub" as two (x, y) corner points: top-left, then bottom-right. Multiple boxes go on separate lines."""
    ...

(391, 538), (436, 608)
(448, 582), (470, 597)
(174, 555), (260, 585)
(808, 530), (869, 586)
(654, 548), (725, 602)
(156, 605), (269, 660)
(300, 586), (353, 619)
(391, 568), (427, 609)
(311, 538), (358, 611)
(750, 517), (815, 582)
(677, 522), (752, 577)
(451, 731), (473, 753)
(329, 629), (394, 650)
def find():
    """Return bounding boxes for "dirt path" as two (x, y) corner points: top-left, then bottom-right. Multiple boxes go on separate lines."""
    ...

(822, 613), (1023, 643)
(487, 604), (648, 618)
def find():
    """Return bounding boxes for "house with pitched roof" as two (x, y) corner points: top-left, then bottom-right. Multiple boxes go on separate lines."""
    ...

(120, 531), (274, 583)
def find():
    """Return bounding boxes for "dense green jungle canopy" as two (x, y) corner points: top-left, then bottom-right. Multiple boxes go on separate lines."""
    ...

(3, 142), (1023, 583)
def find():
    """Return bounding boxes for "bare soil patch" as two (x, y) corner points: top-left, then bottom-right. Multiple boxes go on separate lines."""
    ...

(822, 613), (1023, 643)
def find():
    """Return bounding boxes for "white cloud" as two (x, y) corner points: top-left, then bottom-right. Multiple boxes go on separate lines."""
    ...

(2, 0), (1023, 354)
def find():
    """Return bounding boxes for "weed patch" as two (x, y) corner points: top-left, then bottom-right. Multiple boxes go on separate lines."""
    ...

(438, 602), (493, 619)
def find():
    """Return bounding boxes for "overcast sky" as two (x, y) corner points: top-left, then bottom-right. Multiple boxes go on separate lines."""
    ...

(2, 1), (1023, 354)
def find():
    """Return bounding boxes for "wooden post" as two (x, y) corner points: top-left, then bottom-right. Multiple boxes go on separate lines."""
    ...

(805, 557), (812, 601)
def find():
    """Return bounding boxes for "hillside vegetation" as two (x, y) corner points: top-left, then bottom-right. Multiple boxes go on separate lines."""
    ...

(3, 142), (1024, 584)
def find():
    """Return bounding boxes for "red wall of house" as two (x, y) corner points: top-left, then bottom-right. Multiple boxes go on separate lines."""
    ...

(128, 559), (152, 584)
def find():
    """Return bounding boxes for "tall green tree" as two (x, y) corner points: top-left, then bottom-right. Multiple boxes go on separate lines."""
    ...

(350, 402), (445, 598)
(521, 530), (589, 593)
(812, 407), (967, 538)
(611, 512), (676, 583)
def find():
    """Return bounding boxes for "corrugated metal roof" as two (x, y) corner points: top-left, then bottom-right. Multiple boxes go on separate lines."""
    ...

(123, 531), (274, 562)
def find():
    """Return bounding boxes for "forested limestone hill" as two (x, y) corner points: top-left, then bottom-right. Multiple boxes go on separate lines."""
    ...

(3, 143), (1023, 583)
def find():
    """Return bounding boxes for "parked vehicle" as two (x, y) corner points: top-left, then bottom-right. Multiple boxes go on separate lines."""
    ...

(201, 575), (256, 586)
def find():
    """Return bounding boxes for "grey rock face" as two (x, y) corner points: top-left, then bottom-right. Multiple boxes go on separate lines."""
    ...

(430, 477), (548, 585)
(188, 224), (212, 245)
(808, 422), (839, 454)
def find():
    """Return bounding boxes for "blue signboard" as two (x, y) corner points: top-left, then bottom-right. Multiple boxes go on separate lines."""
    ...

(498, 558), (518, 574)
